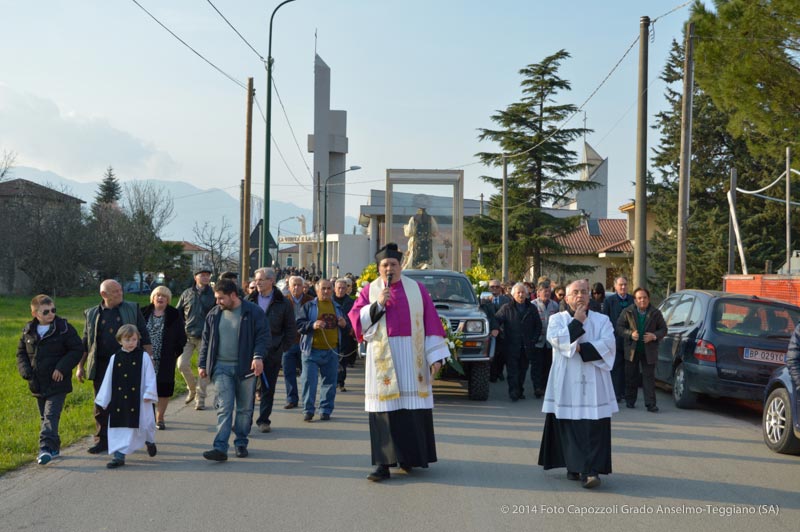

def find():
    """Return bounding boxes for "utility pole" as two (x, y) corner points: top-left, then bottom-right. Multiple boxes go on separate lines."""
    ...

(478, 192), (484, 266)
(633, 15), (650, 290)
(502, 156), (509, 282)
(242, 77), (254, 279)
(239, 179), (245, 273)
(676, 22), (694, 291)
(727, 168), (737, 274)
(787, 147), (792, 272)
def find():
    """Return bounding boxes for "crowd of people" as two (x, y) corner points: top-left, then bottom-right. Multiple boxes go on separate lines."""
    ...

(17, 250), (688, 487)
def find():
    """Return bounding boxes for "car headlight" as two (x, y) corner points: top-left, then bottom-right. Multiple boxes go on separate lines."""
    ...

(464, 320), (484, 334)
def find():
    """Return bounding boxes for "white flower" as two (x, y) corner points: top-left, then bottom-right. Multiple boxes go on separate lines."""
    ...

(448, 341), (455, 349)
(361, 280), (368, 287)
(479, 280), (488, 287)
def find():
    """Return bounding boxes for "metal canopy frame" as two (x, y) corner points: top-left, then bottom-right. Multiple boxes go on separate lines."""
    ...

(385, 169), (464, 271)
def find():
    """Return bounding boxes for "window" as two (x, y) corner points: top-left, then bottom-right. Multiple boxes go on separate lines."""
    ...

(714, 300), (800, 337)
(667, 296), (695, 328)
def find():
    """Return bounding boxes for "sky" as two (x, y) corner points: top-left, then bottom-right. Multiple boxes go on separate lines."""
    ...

(0, 0), (694, 231)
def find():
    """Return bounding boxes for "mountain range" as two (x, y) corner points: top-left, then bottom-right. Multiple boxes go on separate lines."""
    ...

(9, 166), (359, 244)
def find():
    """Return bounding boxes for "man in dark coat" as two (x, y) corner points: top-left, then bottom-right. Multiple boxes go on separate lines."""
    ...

(487, 279), (512, 382)
(17, 295), (83, 464)
(333, 278), (358, 391)
(246, 267), (296, 433)
(786, 322), (800, 391)
(602, 276), (634, 401)
(616, 287), (667, 412)
(494, 283), (542, 401)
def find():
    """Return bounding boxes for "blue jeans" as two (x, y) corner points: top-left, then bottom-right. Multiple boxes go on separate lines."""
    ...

(211, 363), (256, 453)
(301, 348), (338, 415)
(282, 344), (301, 405)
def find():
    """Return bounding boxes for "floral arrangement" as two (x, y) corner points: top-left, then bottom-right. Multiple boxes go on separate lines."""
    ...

(437, 316), (465, 377)
(357, 262), (378, 296)
(465, 264), (491, 296)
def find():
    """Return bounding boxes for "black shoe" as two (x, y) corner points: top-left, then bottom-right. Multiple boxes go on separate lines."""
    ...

(303, 413), (313, 422)
(626, 402), (636, 409)
(156, 421), (166, 430)
(235, 446), (248, 458)
(498, 375), (505, 381)
(320, 413), (331, 421)
(489, 377), (498, 383)
(146, 441), (157, 457)
(106, 458), (125, 469)
(647, 405), (659, 413)
(284, 402), (298, 409)
(399, 464), (413, 473)
(567, 471), (581, 481)
(338, 385), (347, 392)
(510, 396), (519, 403)
(203, 449), (228, 461)
(534, 389), (544, 399)
(519, 394), (526, 400)
(258, 422), (271, 433)
(367, 465), (390, 482)
(582, 475), (601, 489)
(88, 442), (107, 455)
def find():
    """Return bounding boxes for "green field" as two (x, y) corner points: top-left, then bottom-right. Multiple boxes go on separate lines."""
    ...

(0, 294), (190, 474)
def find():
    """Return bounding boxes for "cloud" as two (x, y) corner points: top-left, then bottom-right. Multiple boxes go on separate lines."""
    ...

(0, 84), (177, 180)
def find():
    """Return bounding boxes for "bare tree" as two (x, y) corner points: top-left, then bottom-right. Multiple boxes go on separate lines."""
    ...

(192, 217), (238, 277)
(0, 150), (17, 182)
(122, 181), (176, 285)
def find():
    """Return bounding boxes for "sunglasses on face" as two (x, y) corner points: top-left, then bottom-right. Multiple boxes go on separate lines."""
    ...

(40, 308), (56, 316)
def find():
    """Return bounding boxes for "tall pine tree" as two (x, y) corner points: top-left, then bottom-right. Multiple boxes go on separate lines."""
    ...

(467, 50), (594, 279)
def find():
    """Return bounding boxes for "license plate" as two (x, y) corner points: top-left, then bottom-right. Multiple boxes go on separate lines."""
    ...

(742, 348), (785, 365)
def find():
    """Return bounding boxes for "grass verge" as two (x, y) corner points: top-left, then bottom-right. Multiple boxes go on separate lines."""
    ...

(0, 294), (190, 474)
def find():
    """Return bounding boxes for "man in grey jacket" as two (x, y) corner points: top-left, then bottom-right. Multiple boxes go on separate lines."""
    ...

(176, 267), (216, 409)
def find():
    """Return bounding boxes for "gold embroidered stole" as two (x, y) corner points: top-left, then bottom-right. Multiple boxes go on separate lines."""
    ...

(368, 276), (428, 401)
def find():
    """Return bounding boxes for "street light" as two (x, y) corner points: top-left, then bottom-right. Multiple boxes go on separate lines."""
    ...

(261, 0), (297, 269)
(276, 216), (300, 268)
(323, 165), (362, 278)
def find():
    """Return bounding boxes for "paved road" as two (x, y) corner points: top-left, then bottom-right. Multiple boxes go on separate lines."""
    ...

(0, 364), (797, 532)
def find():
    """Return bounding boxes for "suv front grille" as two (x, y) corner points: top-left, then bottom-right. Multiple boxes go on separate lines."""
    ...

(449, 319), (461, 332)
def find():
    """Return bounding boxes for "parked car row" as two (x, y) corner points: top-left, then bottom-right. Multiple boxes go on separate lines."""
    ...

(653, 289), (800, 454)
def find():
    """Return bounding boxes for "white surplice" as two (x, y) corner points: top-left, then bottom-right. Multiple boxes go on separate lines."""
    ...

(542, 310), (618, 420)
(95, 351), (158, 455)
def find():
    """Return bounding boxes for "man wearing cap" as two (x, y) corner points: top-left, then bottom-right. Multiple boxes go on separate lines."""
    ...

(348, 243), (450, 482)
(176, 267), (217, 409)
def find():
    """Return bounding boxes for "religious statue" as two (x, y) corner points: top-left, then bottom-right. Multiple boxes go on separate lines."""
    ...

(402, 207), (443, 269)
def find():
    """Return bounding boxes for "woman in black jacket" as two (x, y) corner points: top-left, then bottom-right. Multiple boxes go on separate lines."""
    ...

(16, 295), (83, 464)
(143, 286), (187, 430)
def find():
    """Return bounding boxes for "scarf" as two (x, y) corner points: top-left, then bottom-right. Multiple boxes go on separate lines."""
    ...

(368, 276), (428, 401)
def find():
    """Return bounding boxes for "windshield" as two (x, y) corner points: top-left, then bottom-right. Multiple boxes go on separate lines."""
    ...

(403, 273), (477, 304)
(713, 299), (800, 338)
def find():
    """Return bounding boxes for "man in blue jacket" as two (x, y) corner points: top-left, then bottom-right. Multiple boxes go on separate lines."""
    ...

(198, 279), (270, 461)
(296, 278), (350, 422)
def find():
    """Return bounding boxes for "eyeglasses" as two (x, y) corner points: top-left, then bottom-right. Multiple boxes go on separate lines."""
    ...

(489, 285), (501, 289)
(39, 308), (57, 316)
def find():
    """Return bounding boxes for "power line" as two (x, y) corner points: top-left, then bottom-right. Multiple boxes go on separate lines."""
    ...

(129, 0), (247, 90)
(271, 74), (315, 179)
(446, 0), (694, 171)
(253, 98), (311, 191)
(205, 0), (266, 63)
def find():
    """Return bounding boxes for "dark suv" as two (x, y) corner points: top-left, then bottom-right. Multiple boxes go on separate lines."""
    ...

(654, 290), (800, 408)
(403, 270), (495, 401)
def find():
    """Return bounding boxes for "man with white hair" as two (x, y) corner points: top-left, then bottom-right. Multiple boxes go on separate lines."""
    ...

(283, 276), (314, 409)
(538, 279), (617, 489)
(494, 283), (541, 402)
(76, 279), (152, 455)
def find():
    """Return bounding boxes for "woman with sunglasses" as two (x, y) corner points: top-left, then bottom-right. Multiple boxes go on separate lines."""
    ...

(16, 295), (83, 465)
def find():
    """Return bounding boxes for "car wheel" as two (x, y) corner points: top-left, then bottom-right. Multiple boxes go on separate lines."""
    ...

(672, 363), (697, 409)
(763, 387), (800, 454)
(467, 362), (490, 401)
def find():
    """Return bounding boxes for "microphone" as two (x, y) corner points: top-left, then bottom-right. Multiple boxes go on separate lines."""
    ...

(387, 273), (393, 286)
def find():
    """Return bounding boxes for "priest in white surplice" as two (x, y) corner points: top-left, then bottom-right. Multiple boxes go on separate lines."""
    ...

(538, 279), (617, 489)
(349, 243), (450, 482)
